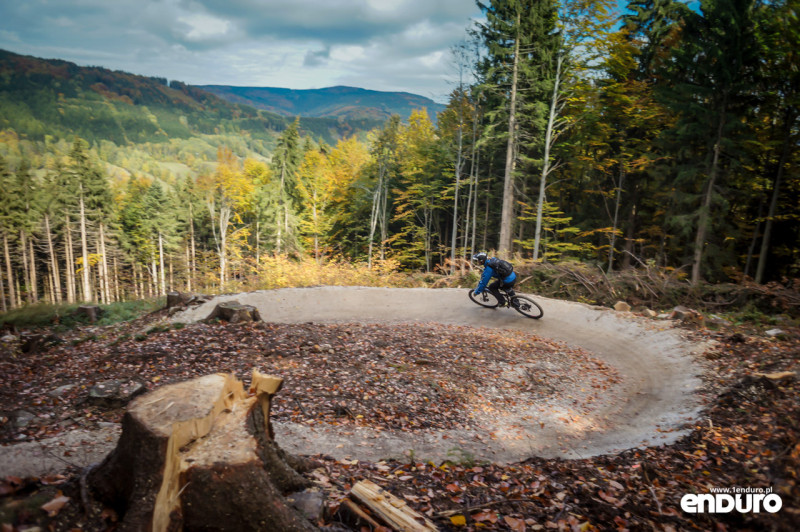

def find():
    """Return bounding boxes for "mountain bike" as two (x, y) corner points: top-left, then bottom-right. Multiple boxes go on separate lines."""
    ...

(468, 288), (543, 319)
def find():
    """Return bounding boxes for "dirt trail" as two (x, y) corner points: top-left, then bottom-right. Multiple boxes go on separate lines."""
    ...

(0, 287), (707, 477)
(175, 287), (707, 463)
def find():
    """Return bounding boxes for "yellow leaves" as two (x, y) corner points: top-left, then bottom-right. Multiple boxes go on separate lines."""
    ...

(243, 158), (271, 185)
(450, 515), (467, 526)
(198, 146), (255, 210)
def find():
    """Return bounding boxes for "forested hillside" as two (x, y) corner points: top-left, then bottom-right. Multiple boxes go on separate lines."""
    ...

(0, 49), (384, 146)
(0, 0), (797, 312)
(198, 84), (445, 122)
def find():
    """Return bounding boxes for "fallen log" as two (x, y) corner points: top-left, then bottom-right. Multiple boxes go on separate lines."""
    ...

(88, 370), (318, 531)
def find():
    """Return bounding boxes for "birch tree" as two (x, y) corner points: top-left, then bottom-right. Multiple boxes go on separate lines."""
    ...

(198, 147), (253, 287)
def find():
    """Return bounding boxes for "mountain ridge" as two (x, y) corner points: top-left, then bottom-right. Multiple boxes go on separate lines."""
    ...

(197, 84), (445, 122)
(0, 49), (387, 146)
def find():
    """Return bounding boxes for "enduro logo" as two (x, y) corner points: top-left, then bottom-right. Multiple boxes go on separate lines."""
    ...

(681, 487), (782, 514)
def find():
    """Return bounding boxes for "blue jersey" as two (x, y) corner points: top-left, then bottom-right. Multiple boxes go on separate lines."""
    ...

(475, 263), (516, 294)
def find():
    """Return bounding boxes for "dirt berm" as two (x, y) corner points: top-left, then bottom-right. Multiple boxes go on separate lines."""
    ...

(172, 287), (707, 464)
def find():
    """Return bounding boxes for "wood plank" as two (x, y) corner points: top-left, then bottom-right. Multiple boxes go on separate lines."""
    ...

(350, 479), (437, 531)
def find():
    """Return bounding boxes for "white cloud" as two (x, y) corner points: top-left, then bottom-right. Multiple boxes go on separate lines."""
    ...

(0, 0), (484, 101)
(178, 13), (233, 41)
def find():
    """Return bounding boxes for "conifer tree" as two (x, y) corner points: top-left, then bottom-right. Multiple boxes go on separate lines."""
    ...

(10, 160), (41, 304)
(656, 0), (761, 284)
(0, 155), (15, 310)
(475, 0), (560, 255)
(270, 119), (304, 254)
(65, 138), (112, 301)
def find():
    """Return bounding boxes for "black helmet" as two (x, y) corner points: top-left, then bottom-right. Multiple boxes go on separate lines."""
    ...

(472, 252), (487, 265)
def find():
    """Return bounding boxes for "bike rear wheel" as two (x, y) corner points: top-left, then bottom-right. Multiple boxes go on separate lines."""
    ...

(511, 295), (543, 319)
(468, 289), (500, 308)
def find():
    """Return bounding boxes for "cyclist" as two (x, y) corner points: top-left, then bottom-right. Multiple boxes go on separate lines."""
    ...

(472, 252), (518, 307)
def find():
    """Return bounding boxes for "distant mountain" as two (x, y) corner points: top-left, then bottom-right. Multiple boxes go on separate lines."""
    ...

(0, 49), (383, 146)
(197, 85), (445, 123)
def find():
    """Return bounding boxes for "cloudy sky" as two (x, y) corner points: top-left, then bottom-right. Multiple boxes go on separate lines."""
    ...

(0, 0), (483, 103)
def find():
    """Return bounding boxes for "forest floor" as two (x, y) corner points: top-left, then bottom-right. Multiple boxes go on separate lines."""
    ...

(0, 287), (797, 530)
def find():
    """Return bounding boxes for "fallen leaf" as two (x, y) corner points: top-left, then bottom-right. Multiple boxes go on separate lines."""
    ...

(450, 514), (467, 526)
(504, 515), (527, 531)
(41, 495), (70, 516)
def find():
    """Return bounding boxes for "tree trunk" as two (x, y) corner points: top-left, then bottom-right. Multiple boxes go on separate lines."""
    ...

(99, 223), (111, 303)
(45, 214), (62, 304)
(368, 182), (380, 269)
(159, 232), (166, 295)
(532, 53), (563, 262)
(134, 263), (141, 300)
(755, 115), (792, 284)
(0, 245), (6, 312)
(255, 220), (260, 271)
(96, 230), (106, 304)
(79, 186), (91, 301)
(190, 205), (196, 292)
(151, 258), (158, 297)
(64, 215), (76, 304)
(0, 266), (5, 312)
(3, 232), (15, 310)
(483, 164), (491, 251)
(88, 372), (318, 532)
(498, 12), (521, 257)
(691, 101), (727, 285)
(608, 163), (625, 273)
(465, 100), (480, 262)
(450, 102), (464, 274)
(379, 168), (389, 262)
(113, 255), (120, 303)
(29, 236), (38, 303)
(19, 230), (30, 304)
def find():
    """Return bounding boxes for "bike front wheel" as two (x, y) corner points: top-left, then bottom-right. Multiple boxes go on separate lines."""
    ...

(468, 289), (500, 308)
(511, 295), (543, 319)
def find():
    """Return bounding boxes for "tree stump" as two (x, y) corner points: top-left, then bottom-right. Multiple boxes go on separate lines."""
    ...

(205, 301), (262, 323)
(74, 305), (102, 323)
(166, 292), (193, 309)
(88, 371), (319, 531)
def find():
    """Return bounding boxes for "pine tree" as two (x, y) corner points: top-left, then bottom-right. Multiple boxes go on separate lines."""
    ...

(0, 155), (15, 310)
(65, 138), (112, 301)
(270, 119), (304, 254)
(475, 0), (560, 255)
(656, 0), (762, 284)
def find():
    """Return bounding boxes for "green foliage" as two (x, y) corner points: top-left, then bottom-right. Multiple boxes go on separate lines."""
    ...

(0, 298), (162, 329)
(0, 0), (799, 307)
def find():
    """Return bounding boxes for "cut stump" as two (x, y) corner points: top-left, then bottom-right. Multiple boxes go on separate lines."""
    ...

(205, 301), (262, 323)
(74, 305), (102, 323)
(88, 371), (318, 531)
(166, 292), (193, 309)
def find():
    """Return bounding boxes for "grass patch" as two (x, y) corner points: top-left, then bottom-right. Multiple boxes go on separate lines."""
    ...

(146, 324), (171, 335)
(0, 298), (164, 330)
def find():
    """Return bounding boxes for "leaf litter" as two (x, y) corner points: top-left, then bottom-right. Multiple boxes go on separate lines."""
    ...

(0, 315), (797, 531)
